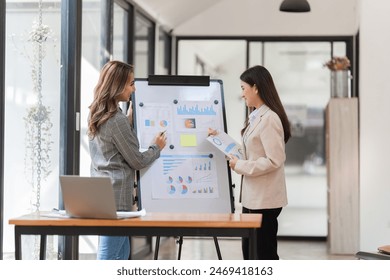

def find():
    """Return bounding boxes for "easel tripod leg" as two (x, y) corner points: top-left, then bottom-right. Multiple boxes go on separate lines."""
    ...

(213, 237), (222, 260)
(177, 236), (183, 260)
(154, 236), (160, 260)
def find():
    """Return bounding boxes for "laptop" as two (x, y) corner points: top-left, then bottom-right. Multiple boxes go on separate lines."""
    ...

(59, 175), (145, 219)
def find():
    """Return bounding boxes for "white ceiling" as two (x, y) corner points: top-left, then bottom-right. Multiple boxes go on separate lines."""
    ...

(133, 0), (223, 30)
(133, 0), (359, 36)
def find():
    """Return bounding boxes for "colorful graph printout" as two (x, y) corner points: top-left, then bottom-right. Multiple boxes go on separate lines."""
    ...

(151, 154), (219, 199)
(134, 79), (232, 213)
(138, 103), (172, 149)
(206, 131), (243, 159)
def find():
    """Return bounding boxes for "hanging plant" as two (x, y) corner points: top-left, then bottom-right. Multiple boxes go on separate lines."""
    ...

(22, 0), (54, 212)
(24, 104), (53, 211)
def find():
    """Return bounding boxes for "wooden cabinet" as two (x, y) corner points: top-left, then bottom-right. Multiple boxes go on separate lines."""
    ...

(326, 98), (359, 254)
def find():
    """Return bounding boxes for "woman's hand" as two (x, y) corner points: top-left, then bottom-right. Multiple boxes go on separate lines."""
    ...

(154, 131), (167, 150)
(127, 101), (133, 124)
(208, 128), (218, 137)
(228, 154), (238, 170)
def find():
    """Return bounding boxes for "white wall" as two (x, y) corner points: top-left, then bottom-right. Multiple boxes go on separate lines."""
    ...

(359, 0), (390, 251)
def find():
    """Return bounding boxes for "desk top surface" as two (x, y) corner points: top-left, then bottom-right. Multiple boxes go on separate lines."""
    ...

(9, 212), (261, 228)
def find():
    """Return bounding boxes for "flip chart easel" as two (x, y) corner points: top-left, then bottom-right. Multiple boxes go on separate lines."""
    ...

(133, 75), (235, 259)
(133, 75), (234, 214)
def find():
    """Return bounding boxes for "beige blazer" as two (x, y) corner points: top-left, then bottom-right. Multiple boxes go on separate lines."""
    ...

(235, 105), (288, 210)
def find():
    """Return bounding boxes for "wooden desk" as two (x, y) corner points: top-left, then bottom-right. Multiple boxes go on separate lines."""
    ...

(9, 212), (261, 260)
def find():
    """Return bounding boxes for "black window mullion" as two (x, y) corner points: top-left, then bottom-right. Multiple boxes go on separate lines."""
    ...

(148, 22), (155, 74)
(59, 0), (82, 260)
(163, 30), (172, 75)
(127, 5), (135, 65)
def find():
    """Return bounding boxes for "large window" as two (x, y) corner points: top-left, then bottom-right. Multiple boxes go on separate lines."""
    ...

(78, 0), (103, 259)
(4, 0), (61, 259)
(156, 27), (171, 75)
(134, 12), (155, 77)
(112, 1), (126, 61)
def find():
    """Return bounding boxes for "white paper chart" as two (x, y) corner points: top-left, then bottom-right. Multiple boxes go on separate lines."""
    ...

(206, 130), (243, 159)
(133, 77), (234, 213)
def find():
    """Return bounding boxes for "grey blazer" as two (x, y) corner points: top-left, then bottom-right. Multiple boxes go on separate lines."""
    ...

(89, 109), (160, 211)
(234, 105), (288, 210)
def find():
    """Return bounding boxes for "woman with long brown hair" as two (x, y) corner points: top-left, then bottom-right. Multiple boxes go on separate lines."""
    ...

(88, 60), (166, 260)
(231, 65), (290, 260)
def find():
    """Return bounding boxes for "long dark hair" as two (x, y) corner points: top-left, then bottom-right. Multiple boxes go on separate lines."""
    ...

(240, 65), (291, 143)
(88, 60), (134, 138)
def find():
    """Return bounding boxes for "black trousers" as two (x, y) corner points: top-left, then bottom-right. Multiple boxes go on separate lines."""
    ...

(242, 207), (282, 260)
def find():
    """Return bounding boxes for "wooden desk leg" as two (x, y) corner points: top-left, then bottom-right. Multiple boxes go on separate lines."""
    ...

(14, 227), (22, 260)
(40, 235), (47, 260)
(248, 229), (257, 260)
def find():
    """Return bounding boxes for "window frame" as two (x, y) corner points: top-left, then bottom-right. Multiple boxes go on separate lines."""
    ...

(176, 36), (357, 97)
(0, 0), (5, 261)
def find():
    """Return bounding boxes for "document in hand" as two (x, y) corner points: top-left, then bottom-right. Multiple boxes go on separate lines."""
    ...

(206, 130), (243, 159)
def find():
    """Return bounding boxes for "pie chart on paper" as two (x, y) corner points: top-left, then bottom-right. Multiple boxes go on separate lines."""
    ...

(168, 185), (176, 195)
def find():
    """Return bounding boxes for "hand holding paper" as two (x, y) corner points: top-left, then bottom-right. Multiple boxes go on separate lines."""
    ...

(228, 154), (238, 169)
(208, 127), (218, 137)
(206, 129), (243, 159)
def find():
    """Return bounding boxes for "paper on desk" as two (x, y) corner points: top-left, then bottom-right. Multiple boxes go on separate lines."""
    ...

(116, 208), (146, 218)
(39, 210), (69, 219)
(40, 208), (146, 219)
(206, 130), (243, 159)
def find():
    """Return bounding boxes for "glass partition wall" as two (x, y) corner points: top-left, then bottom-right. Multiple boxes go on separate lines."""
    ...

(261, 42), (342, 237)
(177, 38), (352, 238)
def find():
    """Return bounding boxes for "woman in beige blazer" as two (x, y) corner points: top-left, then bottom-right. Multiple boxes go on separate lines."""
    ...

(229, 65), (291, 260)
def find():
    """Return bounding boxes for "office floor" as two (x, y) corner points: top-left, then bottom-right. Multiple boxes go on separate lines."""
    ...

(141, 237), (357, 260)
(2, 236), (357, 260)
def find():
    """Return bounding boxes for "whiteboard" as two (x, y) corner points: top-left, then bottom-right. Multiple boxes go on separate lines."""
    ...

(133, 76), (234, 213)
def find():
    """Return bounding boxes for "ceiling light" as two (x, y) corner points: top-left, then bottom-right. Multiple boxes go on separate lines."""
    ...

(280, 0), (311, 13)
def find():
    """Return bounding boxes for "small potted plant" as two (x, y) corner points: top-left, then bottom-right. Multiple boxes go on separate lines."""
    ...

(324, 56), (350, 71)
(324, 56), (351, 98)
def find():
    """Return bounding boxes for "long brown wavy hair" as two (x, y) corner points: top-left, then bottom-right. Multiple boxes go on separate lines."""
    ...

(88, 60), (134, 138)
(240, 65), (291, 143)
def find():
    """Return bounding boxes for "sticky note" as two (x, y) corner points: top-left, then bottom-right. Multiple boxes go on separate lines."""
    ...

(180, 134), (197, 147)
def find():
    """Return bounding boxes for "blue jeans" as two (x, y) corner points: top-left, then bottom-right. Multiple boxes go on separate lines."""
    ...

(97, 236), (130, 260)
